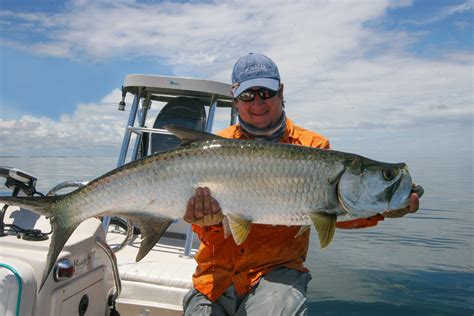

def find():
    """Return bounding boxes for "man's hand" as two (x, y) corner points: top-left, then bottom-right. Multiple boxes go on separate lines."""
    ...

(184, 187), (223, 226)
(382, 193), (419, 218)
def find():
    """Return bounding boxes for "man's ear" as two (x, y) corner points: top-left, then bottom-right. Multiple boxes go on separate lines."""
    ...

(233, 99), (240, 113)
(278, 83), (284, 98)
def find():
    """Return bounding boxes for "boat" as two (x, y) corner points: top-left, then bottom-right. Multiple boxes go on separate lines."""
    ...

(0, 74), (235, 315)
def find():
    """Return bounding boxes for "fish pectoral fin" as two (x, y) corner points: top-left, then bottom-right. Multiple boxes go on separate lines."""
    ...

(294, 225), (311, 238)
(164, 125), (223, 145)
(134, 216), (173, 261)
(226, 214), (252, 245)
(309, 213), (337, 249)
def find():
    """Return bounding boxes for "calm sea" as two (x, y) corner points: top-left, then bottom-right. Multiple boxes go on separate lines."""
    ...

(0, 151), (472, 315)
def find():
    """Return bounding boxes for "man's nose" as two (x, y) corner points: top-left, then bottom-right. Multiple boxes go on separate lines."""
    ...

(253, 94), (265, 105)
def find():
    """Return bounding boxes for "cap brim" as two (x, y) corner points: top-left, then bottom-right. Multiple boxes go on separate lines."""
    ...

(232, 78), (280, 97)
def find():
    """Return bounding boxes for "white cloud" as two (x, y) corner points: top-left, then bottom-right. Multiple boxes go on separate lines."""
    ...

(0, 0), (472, 156)
(448, 0), (474, 14)
(290, 52), (472, 129)
(0, 89), (132, 156)
(0, 1), (394, 64)
(402, 0), (473, 25)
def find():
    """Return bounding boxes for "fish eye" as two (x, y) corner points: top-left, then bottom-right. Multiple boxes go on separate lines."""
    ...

(382, 167), (397, 181)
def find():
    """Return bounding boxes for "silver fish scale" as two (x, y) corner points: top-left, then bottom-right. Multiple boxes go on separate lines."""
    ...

(63, 139), (347, 226)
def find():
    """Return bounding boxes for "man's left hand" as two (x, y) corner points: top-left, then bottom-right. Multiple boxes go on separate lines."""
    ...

(382, 193), (419, 218)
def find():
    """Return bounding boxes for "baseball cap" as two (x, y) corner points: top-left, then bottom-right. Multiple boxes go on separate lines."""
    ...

(231, 53), (280, 97)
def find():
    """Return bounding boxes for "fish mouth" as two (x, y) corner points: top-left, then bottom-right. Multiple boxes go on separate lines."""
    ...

(386, 183), (425, 211)
(386, 167), (410, 210)
(391, 183), (424, 210)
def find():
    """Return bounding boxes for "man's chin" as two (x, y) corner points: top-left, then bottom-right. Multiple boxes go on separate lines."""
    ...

(249, 117), (271, 128)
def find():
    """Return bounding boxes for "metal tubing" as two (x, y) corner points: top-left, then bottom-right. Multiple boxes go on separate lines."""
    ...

(46, 181), (88, 196)
(205, 94), (218, 133)
(103, 90), (140, 232)
(116, 92), (140, 167)
(182, 94), (218, 258)
(230, 105), (238, 125)
(182, 225), (195, 258)
(132, 92), (151, 161)
(95, 237), (122, 304)
(109, 218), (134, 253)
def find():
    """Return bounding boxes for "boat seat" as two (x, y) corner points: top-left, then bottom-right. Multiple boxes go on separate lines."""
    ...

(114, 239), (197, 309)
(119, 255), (195, 290)
(151, 97), (207, 154)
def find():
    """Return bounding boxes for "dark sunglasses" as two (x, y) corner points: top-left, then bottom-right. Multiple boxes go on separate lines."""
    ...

(236, 87), (279, 102)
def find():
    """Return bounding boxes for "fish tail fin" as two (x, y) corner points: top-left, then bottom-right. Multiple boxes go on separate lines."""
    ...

(39, 217), (78, 292)
(0, 195), (77, 292)
(0, 195), (59, 218)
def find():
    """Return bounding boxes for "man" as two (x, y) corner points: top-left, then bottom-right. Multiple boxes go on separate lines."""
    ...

(183, 53), (419, 315)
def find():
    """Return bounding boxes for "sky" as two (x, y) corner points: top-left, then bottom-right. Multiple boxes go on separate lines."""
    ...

(0, 0), (472, 159)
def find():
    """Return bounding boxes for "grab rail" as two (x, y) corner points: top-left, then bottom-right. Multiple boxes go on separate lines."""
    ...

(95, 237), (122, 309)
(0, 263), (22, 316)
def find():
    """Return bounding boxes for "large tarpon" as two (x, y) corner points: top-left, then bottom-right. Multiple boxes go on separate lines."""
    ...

(0, 126), (423, 291)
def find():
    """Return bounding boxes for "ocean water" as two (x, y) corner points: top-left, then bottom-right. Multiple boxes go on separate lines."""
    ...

(0, 151), (472, 315)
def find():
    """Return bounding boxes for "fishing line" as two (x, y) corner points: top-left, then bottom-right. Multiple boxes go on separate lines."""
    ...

(419, 207), (460, 212)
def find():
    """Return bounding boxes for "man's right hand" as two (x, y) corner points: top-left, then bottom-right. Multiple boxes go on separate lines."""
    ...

(184, 187), (223, 226)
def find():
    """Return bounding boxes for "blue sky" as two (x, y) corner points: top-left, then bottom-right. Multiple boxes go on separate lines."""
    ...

(0, 0), (472, 157)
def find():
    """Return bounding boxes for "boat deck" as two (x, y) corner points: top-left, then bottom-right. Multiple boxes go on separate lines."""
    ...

(107, 223), (198, 315)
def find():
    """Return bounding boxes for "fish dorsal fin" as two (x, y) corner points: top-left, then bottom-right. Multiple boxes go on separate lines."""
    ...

(226, 214), (252, 245)
(309, 213), (337, 249)
(164, 125), (223, 145)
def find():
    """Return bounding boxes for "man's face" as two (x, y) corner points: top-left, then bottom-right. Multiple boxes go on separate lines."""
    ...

(234, 84), (284, 129)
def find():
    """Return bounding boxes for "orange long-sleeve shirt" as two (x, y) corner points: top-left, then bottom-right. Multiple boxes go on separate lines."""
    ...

(191, 118), (383, 301)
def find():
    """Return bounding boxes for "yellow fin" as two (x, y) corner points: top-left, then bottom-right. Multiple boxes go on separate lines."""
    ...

(295, 225), (311, 238)
(309, 213), (337, 249)
(227, 214), (252, 245)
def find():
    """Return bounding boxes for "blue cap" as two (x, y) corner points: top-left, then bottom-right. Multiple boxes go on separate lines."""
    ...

(231, 53), (280, 97)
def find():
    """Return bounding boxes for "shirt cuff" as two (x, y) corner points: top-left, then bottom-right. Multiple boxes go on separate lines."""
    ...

(336, 214), (385, 229)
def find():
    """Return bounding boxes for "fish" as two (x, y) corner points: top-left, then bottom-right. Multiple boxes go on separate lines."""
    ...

(0, 126), (423, 291)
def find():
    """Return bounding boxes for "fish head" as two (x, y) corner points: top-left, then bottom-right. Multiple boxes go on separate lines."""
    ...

(338, 158), (413, 216)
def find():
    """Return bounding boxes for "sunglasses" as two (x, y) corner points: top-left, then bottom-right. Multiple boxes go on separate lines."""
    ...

(236, 87), (279, 102)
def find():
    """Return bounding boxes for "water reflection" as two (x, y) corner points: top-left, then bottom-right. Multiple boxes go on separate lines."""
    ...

(303, 144), (473, 314)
